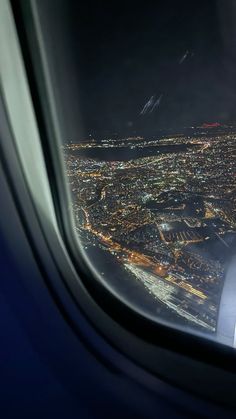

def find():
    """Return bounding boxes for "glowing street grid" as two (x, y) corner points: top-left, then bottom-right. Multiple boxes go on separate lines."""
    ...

(64, 128), (236, 333)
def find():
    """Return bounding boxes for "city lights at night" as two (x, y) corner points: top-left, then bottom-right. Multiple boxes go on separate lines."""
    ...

(64, 125), (236, 333)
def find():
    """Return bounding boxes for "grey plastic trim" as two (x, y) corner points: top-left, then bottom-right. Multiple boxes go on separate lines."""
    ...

(0, 0), (58, 234)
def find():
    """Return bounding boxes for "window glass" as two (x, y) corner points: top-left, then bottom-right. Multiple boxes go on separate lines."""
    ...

(37, 0), (236, 344)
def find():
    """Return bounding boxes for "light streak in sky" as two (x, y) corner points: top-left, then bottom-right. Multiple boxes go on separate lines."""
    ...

(150, 94), (163, 113)
(179, 50), (189, 64)
(140, 94), (163, 115)
(140, 95), (155, 115)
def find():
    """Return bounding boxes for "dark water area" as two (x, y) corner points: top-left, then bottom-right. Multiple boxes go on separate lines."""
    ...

(70, 144), (198, 161)
(146, 196), (205, 217)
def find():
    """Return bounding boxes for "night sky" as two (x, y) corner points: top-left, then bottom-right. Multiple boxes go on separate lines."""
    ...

(40, 0), (236, 138)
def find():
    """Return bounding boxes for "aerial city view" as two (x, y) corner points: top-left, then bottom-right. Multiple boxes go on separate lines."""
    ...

(60, 2), (236, 335)
(64, 124), (236, 333)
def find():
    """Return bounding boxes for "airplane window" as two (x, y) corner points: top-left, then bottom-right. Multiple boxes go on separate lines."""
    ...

(22, 1), (236, 345)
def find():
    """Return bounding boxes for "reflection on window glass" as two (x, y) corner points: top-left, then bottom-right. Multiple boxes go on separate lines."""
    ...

(47, 1), (236, 340)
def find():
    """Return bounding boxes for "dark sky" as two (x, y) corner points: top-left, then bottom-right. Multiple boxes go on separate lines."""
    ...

(39, 0), (236, 138)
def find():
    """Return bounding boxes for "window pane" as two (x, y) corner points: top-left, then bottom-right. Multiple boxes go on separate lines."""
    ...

(37, 0), (236, 345)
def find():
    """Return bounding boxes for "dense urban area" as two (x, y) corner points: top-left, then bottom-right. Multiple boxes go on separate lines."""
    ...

(64, 126), (236, 333)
